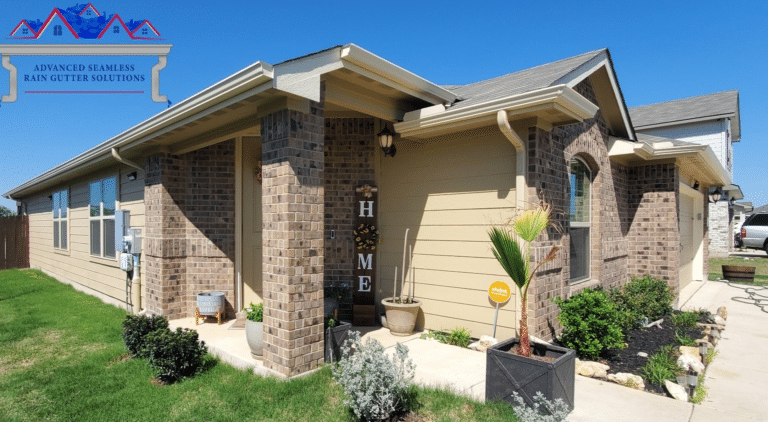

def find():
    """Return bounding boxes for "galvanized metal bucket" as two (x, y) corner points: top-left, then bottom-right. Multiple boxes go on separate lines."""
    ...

(197, 291), (225, 315)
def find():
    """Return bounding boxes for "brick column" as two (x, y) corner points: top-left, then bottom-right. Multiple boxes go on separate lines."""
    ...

(261, 89), (325, 376)
(144, 152), (187, 319)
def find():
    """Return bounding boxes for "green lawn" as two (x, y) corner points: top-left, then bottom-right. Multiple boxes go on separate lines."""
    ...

(709, 256), (768, 285)
(0, 269), (518, 421)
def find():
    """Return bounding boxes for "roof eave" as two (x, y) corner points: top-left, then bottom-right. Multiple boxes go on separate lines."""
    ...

(394, 84), (598, 138)
(4, 61), (275, 200)
(340, 44), (458, 105)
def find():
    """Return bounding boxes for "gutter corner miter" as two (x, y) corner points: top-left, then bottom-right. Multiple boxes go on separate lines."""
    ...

(496, 110), (526, 210)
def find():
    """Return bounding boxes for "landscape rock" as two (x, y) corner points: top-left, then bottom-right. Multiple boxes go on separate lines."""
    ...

(679, 346), (700, 360)
(637, 352), (648, 358)
(468, 335), (498, 352)
(717, 306), (728, 320)
(696, 338), (714, 349)
(713, 315), (726, 326)
(698, 322), (725, 331)
(664, 380), (690, 402)
(607, 372), (645, 390)
(677, 354), (705, 373)
(575, 359), (609, 378)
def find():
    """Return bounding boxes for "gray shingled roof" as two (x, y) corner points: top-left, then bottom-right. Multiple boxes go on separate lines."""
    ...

(445, 49), (606, 110)
(629, 90), (739, 129)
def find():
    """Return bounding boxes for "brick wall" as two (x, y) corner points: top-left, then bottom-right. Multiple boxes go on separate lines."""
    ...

(323, 118), (376, 289)
(144, 140), (236, 320)
(626, 163), (680, 293)
(525, 78), (630, 340)
(260, 85), (325, 377)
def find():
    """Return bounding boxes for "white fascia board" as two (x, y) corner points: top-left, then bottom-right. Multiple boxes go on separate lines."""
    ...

(555, 52), (635, 141)
(340, 44), (458, 105)
(608, 137), (731, 186)
(634, 113), (735, 132)
(395, 85), (598, 137)
(4, 61), (274, 200)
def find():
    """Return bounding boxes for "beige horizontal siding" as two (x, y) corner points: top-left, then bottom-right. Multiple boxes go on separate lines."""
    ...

(25, 166), (146, 309)
(379, 128), (518, 340)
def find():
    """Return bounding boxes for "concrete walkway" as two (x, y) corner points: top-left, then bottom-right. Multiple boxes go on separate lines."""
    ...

(175, 279), (768, 421)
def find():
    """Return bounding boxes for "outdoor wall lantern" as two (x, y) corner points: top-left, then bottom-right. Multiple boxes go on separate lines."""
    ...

(692, 181), (700, 190)
(378, 123), (396, 157)
(126, 171), (138, 181)
(709, 187), (723, 203)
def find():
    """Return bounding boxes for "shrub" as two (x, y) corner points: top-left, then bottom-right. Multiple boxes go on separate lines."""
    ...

(553, 288), (624, 360)
(142, 327), (208, 384)
(447, 327), (472, 348)
(121, 314), (169, 358)
(641, 347), (678, 385)
(609, 275), (674, 330)
(671, 311), (699, 328)
(332, 331), (416, 421)
(245, 302), (263, 322)
(511, 391), (570, 422)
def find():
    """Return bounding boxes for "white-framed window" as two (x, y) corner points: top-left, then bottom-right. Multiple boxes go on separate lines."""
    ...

(52, 189), (68, 250)
(569, 158), (591, 282)
(90, 176), (117, 259)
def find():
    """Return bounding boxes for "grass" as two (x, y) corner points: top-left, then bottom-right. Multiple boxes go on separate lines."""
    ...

(640, 346), (679, 385)
(671, 311), (700, 328)
(0, 269), (518, 421)
(709, 256), (768, 285)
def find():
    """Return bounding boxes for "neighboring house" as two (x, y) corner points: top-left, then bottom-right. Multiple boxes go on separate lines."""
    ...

(8, 3), (161, 40)
(629, 91), (742, 258)
(4, 45), (732, 378)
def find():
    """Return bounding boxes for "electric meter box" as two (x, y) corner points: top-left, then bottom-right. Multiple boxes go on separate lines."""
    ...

(128, 228), (142, 255)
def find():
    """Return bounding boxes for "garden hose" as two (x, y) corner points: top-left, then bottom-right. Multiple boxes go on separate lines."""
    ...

(715, 279), (768, 313)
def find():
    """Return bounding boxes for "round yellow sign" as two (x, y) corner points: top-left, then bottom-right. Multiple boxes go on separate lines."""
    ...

(488, 281), (511, 303)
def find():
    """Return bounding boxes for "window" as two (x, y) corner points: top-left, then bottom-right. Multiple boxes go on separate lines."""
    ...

(113, 25), (119, 33)
(53, 25), (62, 36)
(142, 27), (148, 35)
(85, 9), (92, 16)
(90, 176), (117, 258)
(22, 27), (28, 35)
(52, 189), (68, 250)
(569, 158), (591, 282)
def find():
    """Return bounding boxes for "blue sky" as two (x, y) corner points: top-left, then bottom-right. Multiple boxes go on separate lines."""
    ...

(0, 0), (766, 210)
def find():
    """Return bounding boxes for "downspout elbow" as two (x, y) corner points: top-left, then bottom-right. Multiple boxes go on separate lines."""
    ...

(111, 147), (143, 171)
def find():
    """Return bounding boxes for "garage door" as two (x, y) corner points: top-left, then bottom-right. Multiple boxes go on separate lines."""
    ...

(679, 193), (694, 290)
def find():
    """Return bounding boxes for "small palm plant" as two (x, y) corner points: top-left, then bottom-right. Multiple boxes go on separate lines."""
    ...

(489, 205), (558, 357)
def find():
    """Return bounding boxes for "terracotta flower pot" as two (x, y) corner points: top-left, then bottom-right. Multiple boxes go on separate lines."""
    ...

(381, 298), (421, 336)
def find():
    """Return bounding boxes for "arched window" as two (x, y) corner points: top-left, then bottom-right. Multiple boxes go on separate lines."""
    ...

(53, 25), (62, 36)
(569, 158), (591, 282)
(113, 25), (120, 33)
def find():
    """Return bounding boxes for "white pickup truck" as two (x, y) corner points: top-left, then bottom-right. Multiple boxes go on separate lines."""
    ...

(740, 213), (768, 254)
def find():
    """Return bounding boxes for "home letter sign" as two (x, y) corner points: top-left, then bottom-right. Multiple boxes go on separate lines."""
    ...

(353, 185), (378, 326)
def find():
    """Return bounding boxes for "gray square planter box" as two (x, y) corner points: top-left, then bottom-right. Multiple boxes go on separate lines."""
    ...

(324, 321), (351, 363)
(486, 338), (575, 411)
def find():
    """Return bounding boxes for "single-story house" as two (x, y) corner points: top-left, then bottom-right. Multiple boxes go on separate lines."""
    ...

(628, 91), (743, 257)
(4, 44), (732, 377)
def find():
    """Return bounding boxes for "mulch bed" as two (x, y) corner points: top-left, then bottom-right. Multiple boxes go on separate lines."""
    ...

(598, 312), (707, 395)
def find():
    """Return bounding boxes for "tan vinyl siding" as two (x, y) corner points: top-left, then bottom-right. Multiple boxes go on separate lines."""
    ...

(379, 127), (518, 339)
(26, 166), (146, 309)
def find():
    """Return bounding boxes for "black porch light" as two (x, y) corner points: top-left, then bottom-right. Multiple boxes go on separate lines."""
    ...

(709, 187), (723, 203)
(378, 123), (396, 157)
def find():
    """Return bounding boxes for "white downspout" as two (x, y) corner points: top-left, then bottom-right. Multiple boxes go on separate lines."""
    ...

(111, 147), (143, 171)
(496, 110), (527, 341)
(496, 110), (526, 209)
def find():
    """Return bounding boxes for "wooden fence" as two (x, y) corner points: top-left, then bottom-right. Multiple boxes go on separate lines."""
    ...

(0, 216), (29, 270)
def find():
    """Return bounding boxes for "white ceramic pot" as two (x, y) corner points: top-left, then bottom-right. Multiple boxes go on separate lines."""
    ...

(245, 320), (263, 359)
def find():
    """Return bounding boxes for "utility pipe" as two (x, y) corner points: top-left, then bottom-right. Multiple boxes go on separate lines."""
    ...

(131, 255), (142, 314)
(111, 147), (143, 171)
